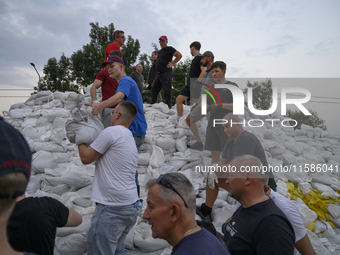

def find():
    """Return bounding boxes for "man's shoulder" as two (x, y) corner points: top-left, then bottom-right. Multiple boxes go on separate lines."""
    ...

(225, 80), (238, 87)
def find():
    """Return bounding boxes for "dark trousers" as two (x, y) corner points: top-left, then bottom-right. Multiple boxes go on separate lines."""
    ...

(151, 71), (173, 107)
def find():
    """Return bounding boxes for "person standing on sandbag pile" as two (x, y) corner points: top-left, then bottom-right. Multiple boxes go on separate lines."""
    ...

(0, 117), (36, 255)
(90, 50), (123, 128)
(87, 55), (147, 196)
(151, 35), (182, 108)
(143, 173), (229, 255)
(130, 63), (144, 94)
(197, 112), (277, 222)
(78, 101), (139, 255)
(8, 194), (82, 255)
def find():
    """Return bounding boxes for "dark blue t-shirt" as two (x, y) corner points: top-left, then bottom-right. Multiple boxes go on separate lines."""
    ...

(171, 228), (229, 255)
(116, 76), (147, 136)
(224, 198), (295, 255)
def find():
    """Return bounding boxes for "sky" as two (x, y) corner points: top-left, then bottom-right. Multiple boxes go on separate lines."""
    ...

(0, 0), (340, 133)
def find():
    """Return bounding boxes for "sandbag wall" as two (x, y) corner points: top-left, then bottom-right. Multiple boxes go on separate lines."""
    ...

(2, 89), (340, 255)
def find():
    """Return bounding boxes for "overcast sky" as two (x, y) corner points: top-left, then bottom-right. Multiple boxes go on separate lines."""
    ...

(1, 0), (339, 133)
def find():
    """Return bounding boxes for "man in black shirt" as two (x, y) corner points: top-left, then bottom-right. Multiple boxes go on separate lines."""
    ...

(151, 35), (182, 108)
(222, 155), (295, 255)
(176, 41), (206, 120)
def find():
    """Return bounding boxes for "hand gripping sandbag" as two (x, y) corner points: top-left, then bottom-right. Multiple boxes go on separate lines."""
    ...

(65, 94), (104, 147)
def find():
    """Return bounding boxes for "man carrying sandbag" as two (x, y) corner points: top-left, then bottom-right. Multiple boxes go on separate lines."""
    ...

(78, 101), (139, 255)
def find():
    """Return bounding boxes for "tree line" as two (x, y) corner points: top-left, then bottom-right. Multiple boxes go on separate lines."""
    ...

(35, 22), (191, 106)
(36, 22), (326, 129)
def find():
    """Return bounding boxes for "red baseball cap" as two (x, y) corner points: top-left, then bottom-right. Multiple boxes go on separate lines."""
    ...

(159, 35), (168, 41)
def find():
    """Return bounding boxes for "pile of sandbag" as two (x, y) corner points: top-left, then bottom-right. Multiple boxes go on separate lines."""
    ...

(2, 88), (340, 254)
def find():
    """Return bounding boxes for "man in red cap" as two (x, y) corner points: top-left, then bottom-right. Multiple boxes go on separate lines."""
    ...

(151, 35), (182, 108)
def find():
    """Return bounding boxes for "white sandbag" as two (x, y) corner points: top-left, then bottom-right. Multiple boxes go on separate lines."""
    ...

(176, 128), (193, 139)
(43, 108), (70, 122)
(144, 133), (159, 145)
(50, 128), (66, 145)
(32, 190), (61, 201)
(55, 233), (87, 255)
(268, 143), (286, 156)
(306, 229), (332, 255)
(134, 222), (170, 252)
(53, 117), (68, 129)
(65, 96), (104, 147)
(53, 91), (68, 100)
(315, 220), (328, 234)
(36, 116), (48, 127)
(49, 184), (70, 196)
(156, 136), (176, 150)
(149, 145), (165, 168)
(275, 180), (290, 198)
(32, 158), (59, 174)
(21, 126), (41, 139)
(21, 117), (39, 128)
(212, 204), (236, 225)
(57, 215), (91, 237)
(198, 189), (229, 201)
(9, 108), (34, 119)
(34, 141), (66, 152)
(138, 153), (150, 166)
(10, 102), (24, 109)
(175, 136), (187, 152)
(283, 141), (304, 155)
(295, 198), (318, 226)
(72, 197), (92, 207)
(63, 100), (77, 110)
(52, 152), (70, 163)
(327, 204), (340, 219)
(150, 102), (170, 113)
(45, 170), (92, 190)
(137, 166), (148, 174)
(26, 175), (43, 196)
(311, 182), (340, 199)
(297, 182), (312, 194)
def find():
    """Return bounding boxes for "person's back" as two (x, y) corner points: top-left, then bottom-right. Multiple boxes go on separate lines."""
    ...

(7, 197), (70, 255)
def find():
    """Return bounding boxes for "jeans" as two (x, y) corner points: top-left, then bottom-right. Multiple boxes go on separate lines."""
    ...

(87, 202), (138, 255)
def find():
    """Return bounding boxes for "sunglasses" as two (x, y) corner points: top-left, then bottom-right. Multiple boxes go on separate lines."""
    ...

(157, 174), (188, 208)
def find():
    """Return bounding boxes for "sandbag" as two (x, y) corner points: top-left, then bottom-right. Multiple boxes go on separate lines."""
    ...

(65, 95), (104, 147)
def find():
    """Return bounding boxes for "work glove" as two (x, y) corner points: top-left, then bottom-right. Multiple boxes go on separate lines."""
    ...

(208, 163), (219, 189)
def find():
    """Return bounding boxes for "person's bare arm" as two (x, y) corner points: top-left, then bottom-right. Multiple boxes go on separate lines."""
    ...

(65, 209), (82, 227)
(221, 103), (233, 111)
(167, 51), (182, 68)
(90, 79), (103, 102)
(294, 234), (316, 255)
(78, 144), (102, 164)
(197, 66), (206, 82)
(85, 91), (125, 116)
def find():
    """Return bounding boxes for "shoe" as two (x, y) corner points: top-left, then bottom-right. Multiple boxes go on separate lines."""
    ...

(196, 205), (213, 222)
(191, 142), (204, 151)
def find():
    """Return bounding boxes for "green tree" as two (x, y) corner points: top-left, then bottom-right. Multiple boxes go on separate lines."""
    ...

(286, 109), (327, 130)
(35, 53), (78, 92)
(172, 57), (191, 106)
(244, 79), (273, 110)
(70, 22), (115, 90)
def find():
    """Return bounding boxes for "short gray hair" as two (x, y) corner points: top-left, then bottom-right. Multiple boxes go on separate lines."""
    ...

(146, 173), (196, 211)
(230, 155), (269, 185)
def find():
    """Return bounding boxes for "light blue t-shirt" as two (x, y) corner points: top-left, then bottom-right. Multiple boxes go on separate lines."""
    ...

(116, 76), (147, 136)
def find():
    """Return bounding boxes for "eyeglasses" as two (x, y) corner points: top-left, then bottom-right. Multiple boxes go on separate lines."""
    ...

(119, 36), (126, 39)
(159, 39), (165, 42)
(156, 174), (188, 208)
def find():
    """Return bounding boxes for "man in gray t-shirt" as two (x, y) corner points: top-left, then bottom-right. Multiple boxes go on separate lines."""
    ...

(130, 64), (144, 94)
